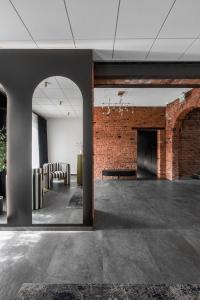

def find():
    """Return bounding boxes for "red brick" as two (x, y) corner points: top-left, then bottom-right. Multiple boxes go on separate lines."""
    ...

(93, 107), (166, 179)
(166, 88), (200, 179)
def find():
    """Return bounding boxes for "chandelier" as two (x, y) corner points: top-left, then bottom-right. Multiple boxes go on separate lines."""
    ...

(101, 91), (134, 116)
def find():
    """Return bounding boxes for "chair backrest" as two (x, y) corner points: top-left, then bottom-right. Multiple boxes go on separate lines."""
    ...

(49, 162), (59, 172)
(59, 162), (68, 172)
(42, 162), (71, 187)
(44, 162), (68, 172)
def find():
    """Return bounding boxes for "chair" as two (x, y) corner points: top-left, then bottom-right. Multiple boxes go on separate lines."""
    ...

(43, 162), (70, 190)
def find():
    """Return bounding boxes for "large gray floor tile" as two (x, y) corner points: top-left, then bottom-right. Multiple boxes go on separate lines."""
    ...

(45, 232), (103, 283)
(144, 229), (200, 283)
(102, 229), (164, 283)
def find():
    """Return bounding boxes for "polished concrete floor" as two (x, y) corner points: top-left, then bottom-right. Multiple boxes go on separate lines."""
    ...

(32, 176), (83, 224)
(1, 179), (200, 299)
(0, 176), (83, 225)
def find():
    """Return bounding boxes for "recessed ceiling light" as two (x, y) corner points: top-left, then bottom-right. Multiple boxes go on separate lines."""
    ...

(44, 81), (51, 87)
(118, 90), (126, 97)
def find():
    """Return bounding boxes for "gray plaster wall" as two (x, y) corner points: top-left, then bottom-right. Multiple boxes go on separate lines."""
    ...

(0, 49), (93, 226)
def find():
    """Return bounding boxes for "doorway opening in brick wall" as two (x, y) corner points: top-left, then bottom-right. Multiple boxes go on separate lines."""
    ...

(137, 129), (157, 179)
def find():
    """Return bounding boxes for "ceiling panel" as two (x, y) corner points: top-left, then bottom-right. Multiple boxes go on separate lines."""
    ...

(0, 0), (31, 40)
(116, 0), (174, 38)
(56, 76), (79, 89)
(12, 0), (73, 40)
(94, 88), (191, 107)
(33, 104), (55, 111)
(66, 0), (118, 39)
(33, 88), (46, 98)
(0, 41), (37, 48)
(159, 0), (200, 38)
(37, 40), (75, 49)
(181, 39), (200, 61)
(41, 88), (64, 99)
(32, 76), (82, 119)
(114, 39), (153, 60)
(51, 99), (71, 106)
(32, 98), (52, 105)
(93, 50), (112, 61)
(147, 39), (193, 60)
(67, 98), (83, 106)
(60, 107), (76, 111)
(62, 88), (82, 99)
(0, 0), (200, 62)
(76, 40), (113, 60)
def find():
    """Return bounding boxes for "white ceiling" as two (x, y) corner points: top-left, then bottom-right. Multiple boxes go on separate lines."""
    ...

(94, 88), (192, 107)
(1, 0), (200, 60)
(32, 76), (83, 119)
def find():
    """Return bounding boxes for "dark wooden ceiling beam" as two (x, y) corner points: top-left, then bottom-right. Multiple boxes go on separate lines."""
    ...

(94, 78), (200, 88)
(94, 62), (200, 87)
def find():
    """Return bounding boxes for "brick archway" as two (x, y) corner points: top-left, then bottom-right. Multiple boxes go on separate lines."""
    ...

(166, 89), (200, 180)
(172, 107), (200, 179)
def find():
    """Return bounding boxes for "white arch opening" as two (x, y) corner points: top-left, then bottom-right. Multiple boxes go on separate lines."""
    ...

(32, 76), (83, 225)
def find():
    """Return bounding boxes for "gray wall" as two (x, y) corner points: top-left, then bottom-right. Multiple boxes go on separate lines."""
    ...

(0, 49), (93, 226)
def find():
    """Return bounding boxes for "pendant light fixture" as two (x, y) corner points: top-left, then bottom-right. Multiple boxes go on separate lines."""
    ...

(101, 90), (134, 116)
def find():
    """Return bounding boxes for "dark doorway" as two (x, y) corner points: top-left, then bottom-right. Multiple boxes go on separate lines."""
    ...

(137, 129), (157, 179)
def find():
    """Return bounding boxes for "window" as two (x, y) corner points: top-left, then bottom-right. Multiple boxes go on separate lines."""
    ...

(32, 113), (40, 168)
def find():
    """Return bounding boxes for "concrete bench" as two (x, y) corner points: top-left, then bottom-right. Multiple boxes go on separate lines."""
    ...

(102, 169), (136, 179)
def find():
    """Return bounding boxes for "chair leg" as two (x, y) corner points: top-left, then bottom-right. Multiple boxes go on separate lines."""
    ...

(64, 176), (67, 185)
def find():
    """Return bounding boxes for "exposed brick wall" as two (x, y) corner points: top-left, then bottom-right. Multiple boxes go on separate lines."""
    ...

(93, 107), (166, 179)
(157, 129), (166, 178)
(166, 88), (200, 179)
(93, 88), (200, 180)
(179, 109), (200, 177)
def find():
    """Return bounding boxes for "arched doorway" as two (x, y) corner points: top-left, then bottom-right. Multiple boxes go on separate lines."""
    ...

(0, 84), (7, 224)
(172, 107), (200, 179)
(179, 108), (200, 178)
(32, 76), (83, 224)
